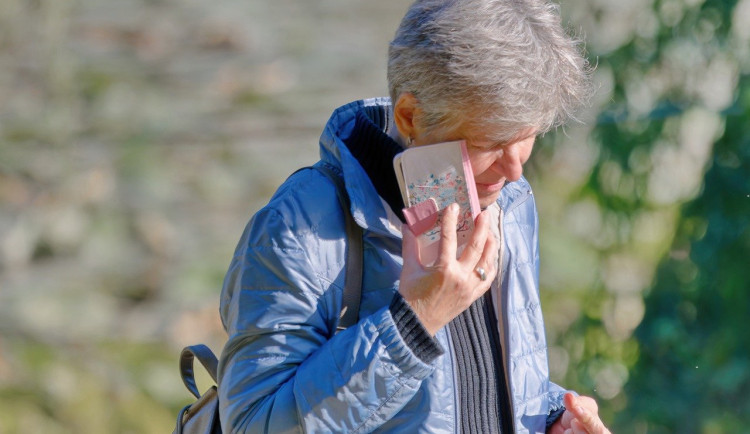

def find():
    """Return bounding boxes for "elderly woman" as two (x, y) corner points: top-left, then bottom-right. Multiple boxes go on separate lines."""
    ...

(218, 0), (609, 433)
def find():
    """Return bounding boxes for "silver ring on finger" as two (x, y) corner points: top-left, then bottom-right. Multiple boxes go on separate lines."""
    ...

(475, 267), (487, 282)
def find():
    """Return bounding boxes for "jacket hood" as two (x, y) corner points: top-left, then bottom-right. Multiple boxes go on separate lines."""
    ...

(318, 98), (400, 237)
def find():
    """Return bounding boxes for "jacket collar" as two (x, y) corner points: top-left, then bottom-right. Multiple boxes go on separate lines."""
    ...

(319, 98), (400, 237)
(497, 177), (534, 214)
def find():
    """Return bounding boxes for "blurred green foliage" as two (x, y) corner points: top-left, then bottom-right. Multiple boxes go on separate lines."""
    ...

(618, 75), (750, 433)
(535, 0), (750, 431)
(0, 0), (748, 432)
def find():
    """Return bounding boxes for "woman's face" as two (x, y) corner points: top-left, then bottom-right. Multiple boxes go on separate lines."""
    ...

(413, 125), (537, 209)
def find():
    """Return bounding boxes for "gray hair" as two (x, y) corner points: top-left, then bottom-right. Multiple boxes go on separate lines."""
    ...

(388, 0), (593, 142)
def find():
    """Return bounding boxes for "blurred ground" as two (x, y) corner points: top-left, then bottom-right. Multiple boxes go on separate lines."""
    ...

(0, 1), (404, 431)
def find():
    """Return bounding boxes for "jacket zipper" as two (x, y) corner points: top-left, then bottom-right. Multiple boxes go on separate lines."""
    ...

(447, 189), (532, 433)
(496, 203), (515, 433)
(501, 186), (533, 215)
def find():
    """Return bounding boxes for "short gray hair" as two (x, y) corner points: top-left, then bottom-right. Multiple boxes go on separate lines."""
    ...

(388, 0), (593, 142)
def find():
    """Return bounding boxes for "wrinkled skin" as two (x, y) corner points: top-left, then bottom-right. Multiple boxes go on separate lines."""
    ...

(547, 393), (612, 434)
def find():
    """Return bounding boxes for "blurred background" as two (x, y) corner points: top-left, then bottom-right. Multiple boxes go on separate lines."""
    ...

(0, 0), (748, 432)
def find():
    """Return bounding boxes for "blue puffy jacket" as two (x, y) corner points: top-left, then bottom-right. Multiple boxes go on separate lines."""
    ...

(218, 98), (567, 433)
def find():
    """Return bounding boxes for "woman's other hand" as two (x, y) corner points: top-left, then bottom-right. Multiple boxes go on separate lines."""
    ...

(547, 393), (612, 434)
(398, 203), (497, 336)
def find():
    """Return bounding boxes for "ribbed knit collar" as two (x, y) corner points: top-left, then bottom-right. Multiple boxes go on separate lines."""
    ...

(341, 105), (406, 222)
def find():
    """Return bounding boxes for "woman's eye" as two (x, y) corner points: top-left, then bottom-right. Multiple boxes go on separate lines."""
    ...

(475, 142), (503, 151)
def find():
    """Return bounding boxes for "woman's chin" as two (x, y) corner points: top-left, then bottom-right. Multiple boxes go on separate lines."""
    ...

(478, 193), (502, 209)
(475, 180), (506, 208)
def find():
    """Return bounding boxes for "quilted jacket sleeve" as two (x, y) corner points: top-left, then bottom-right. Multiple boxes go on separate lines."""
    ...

(528, 187), (571, 429)
(512, 180), (572, 431)
(216, 173), (436, 434)
(546, 382), (569, 428)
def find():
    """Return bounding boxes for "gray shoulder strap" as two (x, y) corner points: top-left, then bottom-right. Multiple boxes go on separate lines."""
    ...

(179, 344), (219, 399)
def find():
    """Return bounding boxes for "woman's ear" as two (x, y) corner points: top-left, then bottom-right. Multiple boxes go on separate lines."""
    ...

(393, 92), (420, 145)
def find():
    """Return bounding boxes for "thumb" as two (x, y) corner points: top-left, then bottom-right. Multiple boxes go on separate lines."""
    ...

(563, 392), (577, 410)
(564, 394), (610, 434)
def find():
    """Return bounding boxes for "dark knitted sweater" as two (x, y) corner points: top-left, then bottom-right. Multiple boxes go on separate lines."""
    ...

(341, 104), (509, 433)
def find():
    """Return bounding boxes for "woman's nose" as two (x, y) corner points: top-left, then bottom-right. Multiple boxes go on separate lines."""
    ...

(491, 145), (524, 181)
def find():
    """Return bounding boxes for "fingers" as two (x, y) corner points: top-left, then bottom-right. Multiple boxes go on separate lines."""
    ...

(564, 392), (576, 409)
(457, 207), (492, 266)
(436, 203), (459, 265)
(568, 418), (600, 434)
(546, 420), (567, 434)
(398, 202), (502, 335)
(475, 221), (498, 283)
(460, 228), (498, 295)
(435, 204), (495, 276)
(572, 406), (610, 434)
(562, 393), (610, 434)
(564, 394), (599, 418)
(560, 406), (575, 428)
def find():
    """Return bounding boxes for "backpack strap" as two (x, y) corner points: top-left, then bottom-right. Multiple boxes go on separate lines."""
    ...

(179, 344), (219, 399)
(308, 162), (364, 331)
